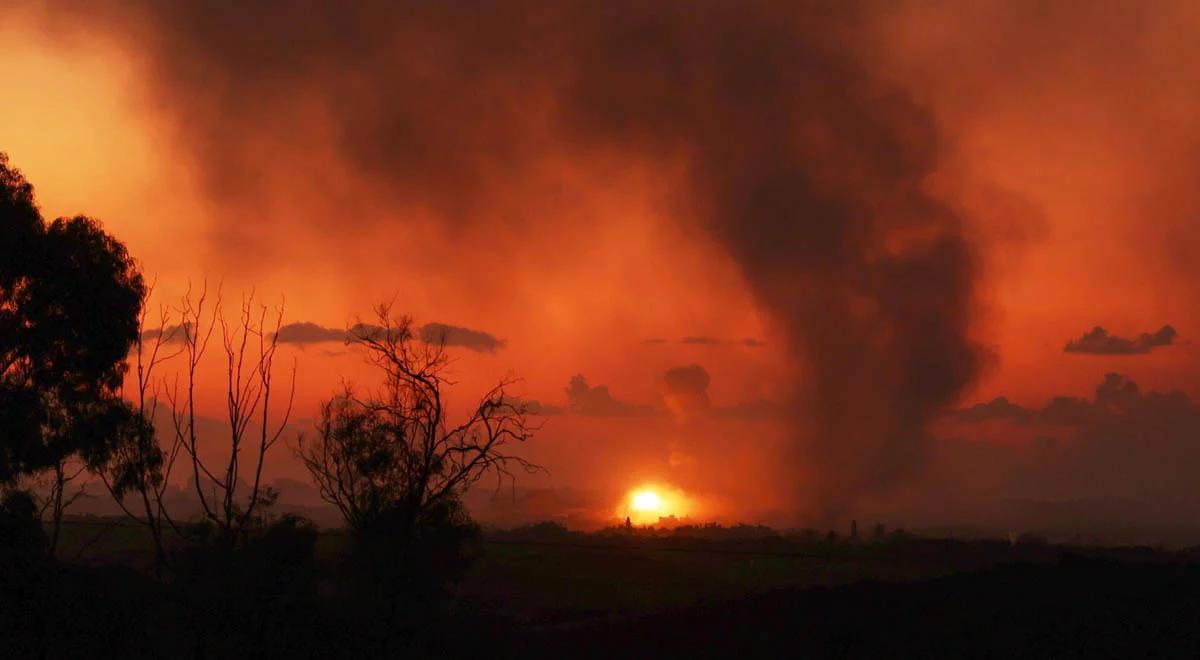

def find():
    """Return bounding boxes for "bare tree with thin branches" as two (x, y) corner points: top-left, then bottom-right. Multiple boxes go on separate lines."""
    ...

(298, 303), (540, 532)
(32, 456), (90, 559)
(166, 283), (296, 544)
(94, 282), (185, 569)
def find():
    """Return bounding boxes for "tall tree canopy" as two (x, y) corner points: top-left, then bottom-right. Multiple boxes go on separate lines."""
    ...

(0, 152), (145, 483)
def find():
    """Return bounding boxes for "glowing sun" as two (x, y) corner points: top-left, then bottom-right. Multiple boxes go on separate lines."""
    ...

(631, 489), (663, 512)
(621, 484), (692, 526)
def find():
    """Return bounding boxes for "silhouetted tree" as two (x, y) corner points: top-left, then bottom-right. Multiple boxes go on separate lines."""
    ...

(298, 304), (538, 642)
(298, 303), (539, 532)
(166, 283), (295, 545)
(95, 283), (185, 570)
(0, 152), (145, 552)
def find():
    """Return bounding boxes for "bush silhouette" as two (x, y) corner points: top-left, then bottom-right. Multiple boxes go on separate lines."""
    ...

(173, 514), (320, 658)
(329, 496), (480, 654)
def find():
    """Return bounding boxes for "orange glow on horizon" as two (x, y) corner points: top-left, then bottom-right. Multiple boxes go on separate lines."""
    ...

(620, 484), (693, 526)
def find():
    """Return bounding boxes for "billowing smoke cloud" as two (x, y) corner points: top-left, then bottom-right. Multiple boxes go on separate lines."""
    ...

(1064, 325), (1178, 355)
(46, 1), (991, 519)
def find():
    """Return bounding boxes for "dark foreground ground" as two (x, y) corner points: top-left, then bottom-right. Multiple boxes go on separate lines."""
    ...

(8, 520), (1200, 658)
(518, 558), (1200, 659)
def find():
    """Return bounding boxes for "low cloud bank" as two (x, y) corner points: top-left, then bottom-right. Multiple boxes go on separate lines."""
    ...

(1063, 325), (1177, 355)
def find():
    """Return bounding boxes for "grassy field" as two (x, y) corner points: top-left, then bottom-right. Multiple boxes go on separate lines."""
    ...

(51, 515), (1184, 625)
(27, 516), (1200, 657)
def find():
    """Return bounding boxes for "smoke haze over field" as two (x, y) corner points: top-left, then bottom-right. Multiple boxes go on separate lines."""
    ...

(6, 1), (1200, 533)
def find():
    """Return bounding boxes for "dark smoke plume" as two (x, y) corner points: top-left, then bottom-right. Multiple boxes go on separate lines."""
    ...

(48, 1), (989, 519)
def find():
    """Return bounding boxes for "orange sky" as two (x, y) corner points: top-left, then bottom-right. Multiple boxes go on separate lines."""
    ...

(4, 2), (1199, 531)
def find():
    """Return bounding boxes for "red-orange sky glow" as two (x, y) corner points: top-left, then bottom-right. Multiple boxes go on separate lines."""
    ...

(5, 1), (1200, 538)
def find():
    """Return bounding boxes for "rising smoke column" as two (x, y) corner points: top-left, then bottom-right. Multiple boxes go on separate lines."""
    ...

(554, 4), (987, 519)
(46, 0), (989, 519)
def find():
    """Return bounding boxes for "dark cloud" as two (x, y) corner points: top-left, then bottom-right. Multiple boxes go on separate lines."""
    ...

(51, 1), (989, 516)
(418, 322), (505, 353)
(536, 367), (783, 421)
(273, 320), (503, 352)
(563, 375), (656, 418)
(942, 374), (1200, 536)
(951, 396), (1034, 425)
(952, 373), (1190, 430)
(516, 398), (566, 417)
(661, 364), (784, 421)
(1064, 325), (1178, 355)
(274, 322), (348, 344)
(139, 322), (190, 344)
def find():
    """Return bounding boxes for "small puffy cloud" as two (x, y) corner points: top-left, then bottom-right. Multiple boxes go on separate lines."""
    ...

(1063, 325), (1178, 355)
